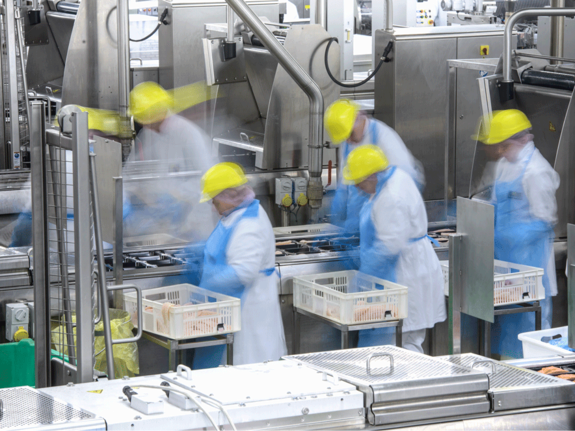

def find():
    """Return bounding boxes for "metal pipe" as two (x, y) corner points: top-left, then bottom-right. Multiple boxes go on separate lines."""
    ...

(15, 10), (29, 134)
(5, 0), (20, 168)
(117, 0), (132, 160)
(225, 0), (325, 220)
(503, 8), (575, 83)
(550, 0), (565, 65)
(513, 49), (575, 64)
(314, 0), (326, 28)
(89, 153), (115, 380)
(227, 6), (235, 43)
(30, 101), (49, 388)
(384, 0), (393, 31)
(73, 112), (94, 384)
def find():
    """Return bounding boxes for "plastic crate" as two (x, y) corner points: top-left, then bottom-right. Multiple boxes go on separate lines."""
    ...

(293, 270), (408, 325)
(518, 326), (570, 358)
(123, 284), (241, 340)
(441, 260), (545, 307)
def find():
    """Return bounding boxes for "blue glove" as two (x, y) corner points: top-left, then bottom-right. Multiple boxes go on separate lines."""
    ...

(200, 265), (244, 298)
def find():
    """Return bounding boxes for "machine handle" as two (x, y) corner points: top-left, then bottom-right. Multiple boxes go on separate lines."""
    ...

(107, 284), (143, 344)
(177, 364), (193, 381)
(130, 57), (143, 65)
(239, 132), (250, 142)
(366, 352), (394, 375)
(123, 386), (137, 402)
(471, 360), (497, 375)
(322, 371), (340, 385)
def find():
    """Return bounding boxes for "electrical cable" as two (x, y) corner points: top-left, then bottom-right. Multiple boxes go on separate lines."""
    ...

(126, 384), (227, 431)
(324, 38), (393, 88)
(106, 8), (169, 43)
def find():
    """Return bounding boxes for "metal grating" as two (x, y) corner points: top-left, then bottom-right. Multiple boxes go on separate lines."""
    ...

(286, 346), (475, 385)
(0, 387), (94, 429)
(438, 353), (571, 389)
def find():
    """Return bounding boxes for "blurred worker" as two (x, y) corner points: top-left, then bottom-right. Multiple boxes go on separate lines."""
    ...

(476, 109), (559, 359)
(124, 82), (217, 242)
(344, 145), (446, 353)
(283, 0), (300, 21)
(192, 162), (287, 368)
(325, 99), (424, 233)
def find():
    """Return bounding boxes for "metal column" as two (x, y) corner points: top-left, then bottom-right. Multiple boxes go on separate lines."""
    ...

(117, 0), (132, 160)
(72, 112), (94, 383)
(550, 0), (565, 65)
(568, 224), (575, 348)
(4, 0), (21, 168)
(30, 101), (49, 388)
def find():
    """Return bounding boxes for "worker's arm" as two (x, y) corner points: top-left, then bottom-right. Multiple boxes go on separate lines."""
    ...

(523, 159), (560, 225)
(201, 217), (269, 297)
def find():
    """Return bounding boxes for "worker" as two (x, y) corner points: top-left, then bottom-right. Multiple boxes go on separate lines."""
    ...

(475, 109), (559, 359)
(124, 81), (217, 242)
(343, 145), (446, 353)
(325, 99), (424, 233)
(192, 162), (287, 368)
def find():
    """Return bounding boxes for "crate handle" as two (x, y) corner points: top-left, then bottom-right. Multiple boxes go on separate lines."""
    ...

(177, 364), (193, 381)
(471, 360), (497, 375)
(366, 353), (394, 375)
(107, 284), (143, 345)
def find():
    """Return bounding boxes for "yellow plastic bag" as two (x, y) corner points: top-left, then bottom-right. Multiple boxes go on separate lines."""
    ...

(51, 309), (139, 379)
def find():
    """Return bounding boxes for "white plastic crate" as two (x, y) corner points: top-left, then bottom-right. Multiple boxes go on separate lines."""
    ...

(123, 284), (241, 340)
(518, 326), (572, 358)
(441, 260), (545, 307)
(293, 270), (408, 325)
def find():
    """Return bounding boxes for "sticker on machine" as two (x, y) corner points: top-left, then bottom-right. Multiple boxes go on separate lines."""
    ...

(13, 152), (20, 169)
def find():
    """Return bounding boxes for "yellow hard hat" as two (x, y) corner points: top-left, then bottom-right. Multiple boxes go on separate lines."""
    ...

(472, 109), (532, 145)
(343, 144), (389, 185)
(324, 99), (360, 145)
(200, 162), (248, 203)
(129, 82), (173, 125)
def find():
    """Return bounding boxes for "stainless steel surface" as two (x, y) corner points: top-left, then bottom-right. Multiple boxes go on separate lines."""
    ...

(286, 346), (490, 425)
(440, 353), (575, 412)
(375, 26), (507, 201)
(117, 0), (132, 159)
(569, 224), (575, 348)
(89, 153), (115, 380)
(539, 16), (575, 59)
(314, 0), (326, 27)
(0, 386), (101, 429)
(457, 197), (494, 323)
(92, 137), (122, 244)
(158, 0), (279, 89)
(113, 176), (124, 286)
(225, 0), (325, 217)
(449, 233), (463, 354)
(325, 0), (353, 80)
(503, 9), (575, 83)
(5, 0), (21, 167)
(62, 0), (119, 111)
(513, 50), (575, 64)
(72, 112), (94, 383)
(30, 100), (49, 388)
(243, 46), (277, 118)
(15, 9), (30, 143)
(550, 0), (565, 65)
(202, 35), (247, 86)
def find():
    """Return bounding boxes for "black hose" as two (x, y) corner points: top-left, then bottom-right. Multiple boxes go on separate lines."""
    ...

(106, 7), (169, 43)
(324, 38), (393, 88)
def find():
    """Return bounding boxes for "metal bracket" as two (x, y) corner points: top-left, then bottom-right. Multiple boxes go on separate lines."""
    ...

(106, 284), (143, 344)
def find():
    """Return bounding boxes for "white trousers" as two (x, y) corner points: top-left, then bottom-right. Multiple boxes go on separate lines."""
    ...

(402, 329), (426, 353)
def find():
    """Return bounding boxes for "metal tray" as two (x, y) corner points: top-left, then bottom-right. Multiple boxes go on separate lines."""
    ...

(438, 353), (575, 411)
(285, 346), (490, 425)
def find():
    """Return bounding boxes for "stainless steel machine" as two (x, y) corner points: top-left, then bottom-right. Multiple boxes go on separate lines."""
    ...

(4, 346), (575, 430)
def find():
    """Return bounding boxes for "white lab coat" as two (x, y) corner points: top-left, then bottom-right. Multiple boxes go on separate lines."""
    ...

(124, 114), (218, 242)
(494, 141), (560, 295)
(284, 0), (299, 21)
(370, 168), (446, 332)
(222, 203), (287, 364)
(344, 118), (425, 190)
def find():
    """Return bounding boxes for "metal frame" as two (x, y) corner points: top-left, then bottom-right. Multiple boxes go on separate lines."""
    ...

(142, 331), (234, 372)
(568, 223), (575, 348)
(4, 0), (21, 168)
(292, 307), (403, 353)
